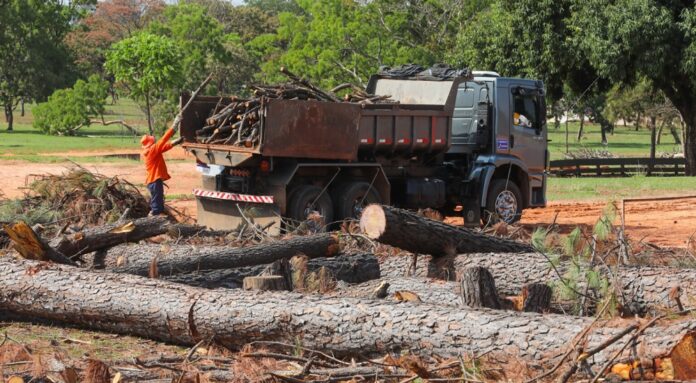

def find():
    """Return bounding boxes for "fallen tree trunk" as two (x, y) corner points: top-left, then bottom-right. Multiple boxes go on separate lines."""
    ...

(0, 258), (694, 379)
(360, 205), (534, 256)
(112, 233), (340, 277)
(162, 254), (380, 289)
(86, 243), (225, 269)
(380, 252), (696, 311)
(50, 216), (171, 259)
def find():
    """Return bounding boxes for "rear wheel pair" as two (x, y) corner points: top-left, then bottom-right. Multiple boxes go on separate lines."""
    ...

(287, 182), (381, 224)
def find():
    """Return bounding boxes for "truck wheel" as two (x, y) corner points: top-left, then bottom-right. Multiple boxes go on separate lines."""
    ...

(484, 179), (522, 224)
(334, 182), (382, 220)
(287, 185), (334, 225)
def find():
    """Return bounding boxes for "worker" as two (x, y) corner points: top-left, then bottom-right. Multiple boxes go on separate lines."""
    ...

(141, 128), (184, 216)
(513, 112), (533, 128)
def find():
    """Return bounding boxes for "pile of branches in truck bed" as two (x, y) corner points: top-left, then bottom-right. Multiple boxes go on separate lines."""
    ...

(194, 67), (395, 146)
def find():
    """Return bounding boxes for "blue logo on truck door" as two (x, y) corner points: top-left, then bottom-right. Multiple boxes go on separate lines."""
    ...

(496, 139), (509, 150)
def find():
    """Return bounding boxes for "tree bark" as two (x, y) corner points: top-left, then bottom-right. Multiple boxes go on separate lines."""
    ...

(111, 233), (340, 277)
(380, 252), (696, 311)
(521, 283), (553, 313)
(4, 102), (13, 131)
(49, 216), (171, 259)
(243, 276), (288, 291)
(0, 258), (694, 377)
(162, 253), (380, 289)
(360, 205), (533, 257)
(459, 266), (501, 309)
(577, 112), (584, 141)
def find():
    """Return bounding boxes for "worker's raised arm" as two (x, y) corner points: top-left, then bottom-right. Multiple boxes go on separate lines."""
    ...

(154, 127), (176, 154)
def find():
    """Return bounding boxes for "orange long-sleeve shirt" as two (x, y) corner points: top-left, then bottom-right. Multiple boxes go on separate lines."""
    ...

(142, 128), (175, 184)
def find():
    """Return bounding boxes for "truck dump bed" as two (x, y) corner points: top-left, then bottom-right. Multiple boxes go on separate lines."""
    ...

(181, 77), (463, 165)
(180, 94), (362, 167)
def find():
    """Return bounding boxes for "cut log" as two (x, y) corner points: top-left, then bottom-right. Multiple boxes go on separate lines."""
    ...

(243, 276), (287, 291)
(459, 266), (501, 309)
(162, 253), (379, 289)
(522, 283), (553, 313)
(111, 233), (340, 277)
(3, 221), (76, 265)
(0, 258), (695, 380)
(380, 252), (696, 311)
(50, 216), (171, 259)
(360, 205), (534, 257)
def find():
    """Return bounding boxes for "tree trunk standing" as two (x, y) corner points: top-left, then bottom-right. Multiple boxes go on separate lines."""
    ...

(657, 122), (665, 145)
(1, 258), (695, 377)
(145, 91), (153, 135)
(636, 112), (641, 131)
(565, 117), (569, 153)
(600, 123), (608, 145)
(648, 117), (657, 176)
(20, 98), (25, 117)
(576, 112), (585, 141)
(4, 102), (13, 131)
(670, 124), (682, 145)
(685, 122), (696, 176)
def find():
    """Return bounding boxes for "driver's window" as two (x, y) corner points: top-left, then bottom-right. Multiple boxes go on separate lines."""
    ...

(512, 94), (537, 129)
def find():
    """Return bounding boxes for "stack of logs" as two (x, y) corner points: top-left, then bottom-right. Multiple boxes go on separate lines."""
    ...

(1, 205), (696, 381)
(194, 67), (395, 146)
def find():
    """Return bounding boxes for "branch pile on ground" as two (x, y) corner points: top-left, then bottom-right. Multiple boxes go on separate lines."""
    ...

(194, 67), (394, 146)
(0, 257), (694, 381)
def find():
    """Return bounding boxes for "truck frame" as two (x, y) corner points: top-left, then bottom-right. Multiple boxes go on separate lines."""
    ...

(180, 72), (547, 233)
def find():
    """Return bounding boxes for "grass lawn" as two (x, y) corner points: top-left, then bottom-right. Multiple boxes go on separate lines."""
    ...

(547, 121), (683, 160)
(0, 98), (146, 162)
(547, 176), (696, 201)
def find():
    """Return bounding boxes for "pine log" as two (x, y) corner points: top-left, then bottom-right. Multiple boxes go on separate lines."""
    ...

(459, 266), (501, 309)
(243, 276), (287, 291)
(360, 205), (534, 256)
(0, 258), (695, 379)
(3, 222), (76, 265)
(111, 233), (340, 277)
(49, 216), (171, 259)
(162, 253), (379, 289)
(380, 252), (696, 311)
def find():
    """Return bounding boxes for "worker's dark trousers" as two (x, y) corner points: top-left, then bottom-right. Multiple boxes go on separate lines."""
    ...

(147, 179), (165, 215)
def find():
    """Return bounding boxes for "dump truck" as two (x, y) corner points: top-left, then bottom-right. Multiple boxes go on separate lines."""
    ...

(180, 71), (547, 233)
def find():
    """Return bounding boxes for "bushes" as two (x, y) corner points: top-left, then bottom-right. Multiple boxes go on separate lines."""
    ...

(33, 75), (109, 135)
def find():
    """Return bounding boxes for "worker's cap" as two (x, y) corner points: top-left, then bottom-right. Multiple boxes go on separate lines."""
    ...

(140, 135), (155, 148)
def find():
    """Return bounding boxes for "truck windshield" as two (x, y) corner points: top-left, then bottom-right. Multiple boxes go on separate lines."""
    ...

(373, 79), (453, 105)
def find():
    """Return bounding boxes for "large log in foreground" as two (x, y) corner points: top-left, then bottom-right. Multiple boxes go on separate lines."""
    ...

(0, 258), (695, 379)
(112, 233), (340, 276)
(381, 252), (696, 310)
(360, 205), (534, 256)
(49, 216), (172, 258)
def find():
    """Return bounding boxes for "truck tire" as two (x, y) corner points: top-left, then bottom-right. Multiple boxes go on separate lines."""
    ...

(333, 182), (382, 220)
(287, 185), (334, 225)
(484, 179), (522, 224)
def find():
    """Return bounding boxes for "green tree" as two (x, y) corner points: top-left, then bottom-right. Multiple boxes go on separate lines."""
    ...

(571, 0), (696, 175)
(33, 75), (109, 135)
(0, 0), (80, 131)
(105, 32), (183, 134)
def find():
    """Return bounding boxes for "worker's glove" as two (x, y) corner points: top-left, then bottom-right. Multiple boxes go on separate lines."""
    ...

(172, 137), (184, 146)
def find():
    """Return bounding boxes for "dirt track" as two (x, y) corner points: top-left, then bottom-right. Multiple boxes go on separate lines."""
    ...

(1, 153), (694, 248)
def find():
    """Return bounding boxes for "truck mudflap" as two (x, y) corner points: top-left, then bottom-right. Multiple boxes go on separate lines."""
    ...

(194, 189), (281, 236)
(193, 188), (274, 204)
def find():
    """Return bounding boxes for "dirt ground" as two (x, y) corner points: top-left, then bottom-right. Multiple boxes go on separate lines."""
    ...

(1, 149), (695, 248)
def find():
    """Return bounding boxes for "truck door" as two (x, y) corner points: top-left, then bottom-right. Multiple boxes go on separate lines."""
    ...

(508, 86), (546, 175)
(451, 81), (490, 153)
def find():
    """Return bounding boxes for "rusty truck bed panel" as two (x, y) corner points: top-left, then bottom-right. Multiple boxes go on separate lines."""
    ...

(180, 95), (362, 164)
(262, 99), (361, 161)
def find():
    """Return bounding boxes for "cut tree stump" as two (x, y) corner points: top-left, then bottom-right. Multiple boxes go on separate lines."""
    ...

(522, 283), (553, 313)
(111, 233), (340, 277)
(243, 276), (288, 291)
(459, 266), (501, 309)
(1, 257), (695, 379)
(162, 253), (379, 289)
(359, 205), (534, 257)
(49, 216), (171, 259)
